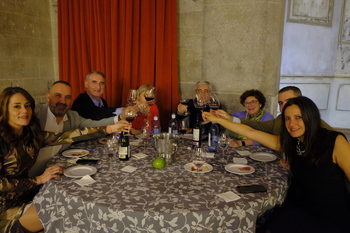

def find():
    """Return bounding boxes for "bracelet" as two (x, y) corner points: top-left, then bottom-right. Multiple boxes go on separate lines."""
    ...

(241, 141), (246, 147)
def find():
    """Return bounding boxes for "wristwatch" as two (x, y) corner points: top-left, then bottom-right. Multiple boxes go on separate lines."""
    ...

(241, 141), (246, 147)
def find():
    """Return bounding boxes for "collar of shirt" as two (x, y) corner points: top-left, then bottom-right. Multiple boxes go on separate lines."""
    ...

(45, 106), (68, 133)
(87, 92), (104, 107)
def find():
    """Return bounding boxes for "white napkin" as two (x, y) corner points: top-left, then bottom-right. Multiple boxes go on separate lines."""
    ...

(204, 152), (215, 158)
(132, 153), (148, 159)
(67, 158), (80, 164)
(121, 165), (137, 173)
(233, 158), (248, 164)
(216, 191), (241, 202)
(74, 175), (96, 187)
(130, 139), (142, 146)
(236, 150), (251, 156)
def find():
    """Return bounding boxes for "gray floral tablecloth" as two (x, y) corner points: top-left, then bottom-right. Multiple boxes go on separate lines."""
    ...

(33, 137), (290, 233)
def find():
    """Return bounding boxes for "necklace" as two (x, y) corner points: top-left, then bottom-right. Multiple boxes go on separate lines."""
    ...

(296, 138), (305, 156)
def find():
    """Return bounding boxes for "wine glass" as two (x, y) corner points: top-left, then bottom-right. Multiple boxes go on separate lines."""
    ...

(106, 138), (118, 172)
(139, 121), (151, 150)
(144, 86), (156, 105)
(124, 106), (138, 135)
(179, 118), (189, 146)
(219, 132), (230, 163)
(179, 98), (190, 116)
(128, 89), (137, 106)
(193, 94), (209, 124)
(191, 146), (206, 173)
(208, 93), (220, 111)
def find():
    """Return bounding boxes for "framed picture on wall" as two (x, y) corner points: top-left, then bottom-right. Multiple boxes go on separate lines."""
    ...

(287, 0), (334, 27)
(339, 0), (350, 44)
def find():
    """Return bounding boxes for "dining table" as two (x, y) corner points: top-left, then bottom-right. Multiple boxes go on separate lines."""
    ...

(33, 134), (290, 233)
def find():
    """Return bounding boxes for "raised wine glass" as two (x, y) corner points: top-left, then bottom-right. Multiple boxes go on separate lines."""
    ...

(179, 98), (191, 116)
(128, 89), (138, 106)
(144, 86), (156, 106)
(208, 93), (220, 111)
(193, 93), (209, 124)
(124, 106), (138, 136)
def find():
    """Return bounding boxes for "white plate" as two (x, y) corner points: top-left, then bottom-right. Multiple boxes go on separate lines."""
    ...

(225, 164), (255, 175)
(64, 165), (97, 178)
(62, 149), (89, 158)
(250, 152), (277, 162)
(184, 163), (213, 173)
(98, 138), (108, 144)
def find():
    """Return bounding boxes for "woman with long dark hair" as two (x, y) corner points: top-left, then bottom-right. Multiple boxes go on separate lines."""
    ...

(202, 96), (350, 233)
(0, 87), (63, 232)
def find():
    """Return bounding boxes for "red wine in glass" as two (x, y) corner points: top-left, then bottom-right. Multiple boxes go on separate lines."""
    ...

(145, 97), (154, 101)
(126, 117), (135, 122)
(180, 99), (189, 105)
(179, 129), (187, 135)
(210, 106), (219, 110)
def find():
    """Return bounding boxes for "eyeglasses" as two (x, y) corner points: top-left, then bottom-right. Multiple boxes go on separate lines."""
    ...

(243, 100), (258, 106)
(196, 89), (210, 93)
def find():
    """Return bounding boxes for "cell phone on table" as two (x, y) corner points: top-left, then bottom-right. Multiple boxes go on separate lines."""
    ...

(236, 184), (267, 193)
(76, 159), (100, 165)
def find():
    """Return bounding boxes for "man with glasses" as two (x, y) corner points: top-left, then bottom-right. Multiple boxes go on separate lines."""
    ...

(176, 80), (221, 134)
(216, 86), (332, 135)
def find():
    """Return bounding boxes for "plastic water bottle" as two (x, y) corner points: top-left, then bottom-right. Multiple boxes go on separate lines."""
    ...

(168, 113), (178, 134)
(208, 123), (219, 152)
(152, 115), (161, 135)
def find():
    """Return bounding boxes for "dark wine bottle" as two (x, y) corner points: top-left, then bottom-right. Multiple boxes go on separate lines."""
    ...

(118, 132), (130, 160)
(192, 114), (202, 148)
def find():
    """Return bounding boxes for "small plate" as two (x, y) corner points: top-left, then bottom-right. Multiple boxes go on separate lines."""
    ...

(64, 165), (97, 178)
(98, 138), (108, 144)
(225, 164), (255, 175)
(250, 152), (277, 162)
(184, 163), (213, 173)
(62, 149), (89, 158)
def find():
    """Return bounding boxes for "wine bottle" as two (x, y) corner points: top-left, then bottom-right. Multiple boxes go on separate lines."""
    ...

(168, 113), (178, 134)
(192, 114), (202, 147)
(118, 132), (130, 161)
(152, 115), (161, 135)
(208, 123), (219, 152)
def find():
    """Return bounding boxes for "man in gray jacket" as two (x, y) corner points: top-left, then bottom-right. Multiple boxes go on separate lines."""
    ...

(29, 80), (128, 177)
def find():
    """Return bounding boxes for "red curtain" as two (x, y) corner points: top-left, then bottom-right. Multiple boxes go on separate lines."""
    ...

(58, 0), (179, 129)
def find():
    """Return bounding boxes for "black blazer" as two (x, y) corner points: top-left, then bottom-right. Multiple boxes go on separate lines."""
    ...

(71, 92), (117, 120)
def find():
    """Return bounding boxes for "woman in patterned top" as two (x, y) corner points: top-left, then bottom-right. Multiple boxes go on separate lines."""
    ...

(0, 87), (63, 232)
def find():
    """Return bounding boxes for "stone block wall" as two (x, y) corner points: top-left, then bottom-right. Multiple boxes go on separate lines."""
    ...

(0, 0), (58, 103)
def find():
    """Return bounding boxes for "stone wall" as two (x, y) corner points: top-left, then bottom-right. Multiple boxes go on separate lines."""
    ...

(0, 0), (58, 103)
(178, 0), (286, 115)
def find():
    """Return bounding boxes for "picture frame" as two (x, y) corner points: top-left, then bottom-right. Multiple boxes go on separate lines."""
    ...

(287, 0), (334, 27)
(339, 0), (350, 44)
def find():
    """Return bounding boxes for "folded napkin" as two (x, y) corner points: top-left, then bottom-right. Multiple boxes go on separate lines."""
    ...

(130, 139), (142, 146)
(216, 191), (241, 202)
(204, 152), (215, 159)
(67, 158), (80, 164)
(233, 157), (248, 164)
(74, 175), (96, 187)
(121, 165), (137, 173)
(236, 150), (251, 156)
(132, 153), (148, 159)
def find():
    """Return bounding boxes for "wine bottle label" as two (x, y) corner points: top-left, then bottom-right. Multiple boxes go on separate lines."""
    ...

(119, 146), (128, 158)
(193, 128), (200, 141)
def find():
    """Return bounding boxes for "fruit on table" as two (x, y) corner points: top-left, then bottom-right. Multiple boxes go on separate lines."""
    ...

(153, 157), (165, 169)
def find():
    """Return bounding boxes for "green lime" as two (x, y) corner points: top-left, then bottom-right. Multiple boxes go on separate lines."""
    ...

(153, 157), (165, 169)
